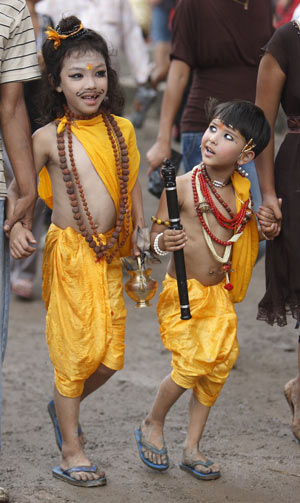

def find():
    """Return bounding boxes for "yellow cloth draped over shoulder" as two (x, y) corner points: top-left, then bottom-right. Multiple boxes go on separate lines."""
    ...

(38, 113), (140, 257)
(39, 114), (139, 398)
(229, 170), (259, 303)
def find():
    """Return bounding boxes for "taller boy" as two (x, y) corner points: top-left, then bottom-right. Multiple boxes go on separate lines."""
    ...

(8, 16), (144, 487)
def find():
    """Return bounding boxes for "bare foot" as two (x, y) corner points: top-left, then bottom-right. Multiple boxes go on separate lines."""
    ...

(181, 446), (220, 479)
(61, 449), (105, 482)
(139, 420), (169, 467)
(284, 377), (300, 441)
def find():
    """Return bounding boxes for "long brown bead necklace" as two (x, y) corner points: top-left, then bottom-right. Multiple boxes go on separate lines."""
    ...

(56, 108), (130, 264)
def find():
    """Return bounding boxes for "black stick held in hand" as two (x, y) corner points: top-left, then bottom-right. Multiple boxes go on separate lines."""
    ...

(161, 158), (191, 320)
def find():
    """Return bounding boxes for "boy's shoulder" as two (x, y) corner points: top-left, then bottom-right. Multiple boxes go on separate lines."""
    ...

(112, 114), (135, 135)
(176, 170), (193, 189)
(33, 121), (56, 142)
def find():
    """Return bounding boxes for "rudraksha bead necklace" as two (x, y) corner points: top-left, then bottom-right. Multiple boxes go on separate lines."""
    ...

(56, 108), (130, 263)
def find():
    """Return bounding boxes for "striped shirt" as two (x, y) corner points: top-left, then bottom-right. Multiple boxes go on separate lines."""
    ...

(0, 0), (40, 198)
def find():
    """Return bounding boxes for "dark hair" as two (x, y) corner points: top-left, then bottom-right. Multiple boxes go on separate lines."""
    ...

(206, 99), (270, 157)
(39, 16), (124, 123)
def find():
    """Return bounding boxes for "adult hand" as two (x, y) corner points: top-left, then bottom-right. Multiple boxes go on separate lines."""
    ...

(4, 194), (36, 235)
(260, 195), (282, 236)
(146, 140), (171, 176)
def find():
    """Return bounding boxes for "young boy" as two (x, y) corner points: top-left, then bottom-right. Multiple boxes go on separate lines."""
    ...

(7, 16), (145, 487)
(135, 100), (276, 480)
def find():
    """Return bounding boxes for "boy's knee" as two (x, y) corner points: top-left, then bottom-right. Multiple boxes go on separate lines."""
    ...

(96, 364), (116, 378)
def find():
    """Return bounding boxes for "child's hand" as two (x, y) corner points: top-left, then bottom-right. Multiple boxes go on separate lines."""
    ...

(9, 222), (37, 260)
(260, 221), (279, 240)
(257, 198), (282, 237)
(162, 228), (188, 252)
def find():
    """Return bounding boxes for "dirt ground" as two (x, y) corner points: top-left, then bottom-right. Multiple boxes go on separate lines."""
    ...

(1, 118), (300, 503)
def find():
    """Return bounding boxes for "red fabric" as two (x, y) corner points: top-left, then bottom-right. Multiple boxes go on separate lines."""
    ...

(275, 0), (299, 28)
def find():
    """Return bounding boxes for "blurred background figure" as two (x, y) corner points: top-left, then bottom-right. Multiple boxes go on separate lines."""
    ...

(4, 0), (53, 300)
(131, 0), (176, 129)
(129, 0), (152, 39)
(274, 0), (299, 26)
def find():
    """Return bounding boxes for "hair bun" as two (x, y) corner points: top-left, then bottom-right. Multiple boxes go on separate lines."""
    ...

(56, 15), (82, 35)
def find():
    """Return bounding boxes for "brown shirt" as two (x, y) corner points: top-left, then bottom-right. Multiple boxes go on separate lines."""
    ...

(171, 0), (274, 132)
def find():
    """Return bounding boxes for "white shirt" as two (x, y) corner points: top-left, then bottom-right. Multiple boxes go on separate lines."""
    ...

(292, 4), (300, 20)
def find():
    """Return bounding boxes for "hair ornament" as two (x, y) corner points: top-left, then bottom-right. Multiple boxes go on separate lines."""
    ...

(241, 138), (256, 154)
(45, 22), (85, 49)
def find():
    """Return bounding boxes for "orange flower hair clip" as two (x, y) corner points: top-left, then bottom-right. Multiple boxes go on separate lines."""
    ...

(45, 23), (84, 49)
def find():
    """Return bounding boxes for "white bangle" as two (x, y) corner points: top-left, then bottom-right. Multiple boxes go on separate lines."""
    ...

(153, 232), (169, 256)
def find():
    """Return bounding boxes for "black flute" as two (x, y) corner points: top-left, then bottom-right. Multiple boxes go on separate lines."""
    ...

(161, 158), (191, 320)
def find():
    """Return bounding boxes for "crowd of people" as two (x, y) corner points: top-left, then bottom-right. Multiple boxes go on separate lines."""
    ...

(1, 0), (300, 497)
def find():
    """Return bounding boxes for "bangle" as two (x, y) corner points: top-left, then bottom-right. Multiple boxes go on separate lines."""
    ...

(153, 232), (169, 256)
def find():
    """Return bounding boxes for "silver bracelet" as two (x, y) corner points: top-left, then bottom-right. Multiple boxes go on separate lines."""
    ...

(153, 232), (169, 256)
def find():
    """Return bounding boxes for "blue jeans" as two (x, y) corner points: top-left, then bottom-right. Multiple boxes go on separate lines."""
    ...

(0, 199), (10, 447)
(181, 131), (265, 259)
(151, 6), (172, 43)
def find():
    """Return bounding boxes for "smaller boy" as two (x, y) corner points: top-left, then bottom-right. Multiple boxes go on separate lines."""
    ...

(135, 100), (276, 480)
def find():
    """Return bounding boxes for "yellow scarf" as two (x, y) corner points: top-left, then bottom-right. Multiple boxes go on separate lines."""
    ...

(38, 113), (140, 256)
(229, 171), (259, 303)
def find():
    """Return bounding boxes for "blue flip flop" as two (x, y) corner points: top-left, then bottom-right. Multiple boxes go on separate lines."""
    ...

(52, 465), (106, 487)
(134, 427), (169, 471)
(48, 400), (82, 451)
(179, 459), (221, 480)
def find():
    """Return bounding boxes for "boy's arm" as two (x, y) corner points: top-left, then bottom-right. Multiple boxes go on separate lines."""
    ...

(9, 222), (37, 260)
(150, 188), (187, 253)
(6, 128), (49, 258)
(6, 128), (49, 231)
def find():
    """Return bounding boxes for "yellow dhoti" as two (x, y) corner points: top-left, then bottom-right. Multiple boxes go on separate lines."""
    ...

(42, 224), (126, 398)
(157, 274), (239, 407)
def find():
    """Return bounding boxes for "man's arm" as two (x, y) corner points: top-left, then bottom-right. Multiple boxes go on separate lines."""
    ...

(146, 59), (190, 174)
(0, 82), (37, 232)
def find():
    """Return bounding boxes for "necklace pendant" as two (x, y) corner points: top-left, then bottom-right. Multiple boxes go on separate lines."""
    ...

(197, 202), (211, 213)
(212, 180), (226, 188)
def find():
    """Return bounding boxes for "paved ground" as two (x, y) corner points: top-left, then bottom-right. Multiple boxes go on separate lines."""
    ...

(1, 110), (299, 503)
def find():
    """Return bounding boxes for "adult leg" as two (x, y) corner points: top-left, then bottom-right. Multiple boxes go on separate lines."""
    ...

(0, 200), (10, 446)
(181, 131), (203, 173)
(10, 197), (46, 299)
(139, 374), (186, 466)
(54, 386), (105, 482)
(283, 332), (300, 441)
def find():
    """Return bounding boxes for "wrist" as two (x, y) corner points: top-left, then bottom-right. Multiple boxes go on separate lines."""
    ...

(153, 232), (169, 256)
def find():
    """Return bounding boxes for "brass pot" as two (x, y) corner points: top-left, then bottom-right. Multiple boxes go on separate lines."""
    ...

(124, 257), (157, 308)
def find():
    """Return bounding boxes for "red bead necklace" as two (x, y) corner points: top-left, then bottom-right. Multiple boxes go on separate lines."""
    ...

(57, 108), (130, 264)
(191, 165), (252, 247)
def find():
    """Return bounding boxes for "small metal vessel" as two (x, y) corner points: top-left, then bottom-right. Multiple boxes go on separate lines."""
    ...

(123, 256), (157, 308)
